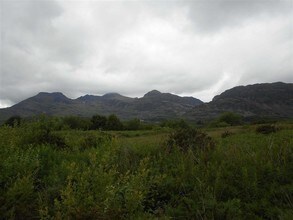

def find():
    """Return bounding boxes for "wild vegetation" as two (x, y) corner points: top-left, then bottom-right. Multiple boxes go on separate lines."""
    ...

(0, 115), (292, 219)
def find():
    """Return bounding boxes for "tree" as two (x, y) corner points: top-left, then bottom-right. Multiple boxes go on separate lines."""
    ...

(91, 114), (107, 130)
(106, 114), (123, 130)
(125, 118), (141, 130)
(218, 112), (242, 126)
(4, 115), (22, 127)
(63, 116), (90, 130)
(160, 119), (190, 129)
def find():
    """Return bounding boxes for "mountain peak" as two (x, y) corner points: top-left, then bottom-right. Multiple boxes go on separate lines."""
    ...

(212, 82), (293, 102)
(144, 90), (162, 97)
(102, 93), (123, 99)
(34, 92), (70, 103)
(186, 82), (293, 121)
(77, 94), (100, 102)
(37, 92), (65, 96)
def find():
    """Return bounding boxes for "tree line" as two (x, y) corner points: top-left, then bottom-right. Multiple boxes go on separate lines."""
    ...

(3, 114), (148, 131)
(3, 111), (279, 131)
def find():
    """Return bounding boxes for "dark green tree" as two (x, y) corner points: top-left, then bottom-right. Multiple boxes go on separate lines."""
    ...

(125, 118), (141, 130)
(218, 112), (243, 126)
(91, 114), (107, 130)
(4, 115), (22, 127)
(106, 114), (123, 130)
(160, 119), (189, 129)
(63, 116), (90, 130)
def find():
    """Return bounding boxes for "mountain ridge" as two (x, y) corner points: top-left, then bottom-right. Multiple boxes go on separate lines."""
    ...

(185, 82), (293, 121)
(0, 90), (203, 122)
(1, 82), (292, 123)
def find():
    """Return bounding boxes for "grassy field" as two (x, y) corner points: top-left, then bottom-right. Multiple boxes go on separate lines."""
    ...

(0, 121), (292, 219)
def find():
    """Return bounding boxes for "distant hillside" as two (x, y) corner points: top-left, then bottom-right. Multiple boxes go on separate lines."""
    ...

(185, 82), (293, 121)
(1, 82), (292, 123)
(0, 90), (203, 123)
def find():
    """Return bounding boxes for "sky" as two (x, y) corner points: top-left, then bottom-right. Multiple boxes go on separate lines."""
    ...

(0, 0), (292, 107)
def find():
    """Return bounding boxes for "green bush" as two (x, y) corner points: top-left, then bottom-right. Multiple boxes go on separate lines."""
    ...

(79, 133), (112, 151)
(125, 118), (141, 130)
(256, 124), (277, 134)
(218, 112), (243, 126)
(167, 128), (215, 153)
(2, 175), (38, 219)
(4, 115), (22, 127)
(107, 114), (124, 131)
(160, 119), (190, 129)
(20, 116), (67, 149)
(90, 114), (107, 130)
(63, 116), (91, 130)
(221, 130), (234, 138)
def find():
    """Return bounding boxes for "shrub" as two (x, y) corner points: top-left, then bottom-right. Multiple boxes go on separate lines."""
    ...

(22, 129), (67, 149)
(167, 128), (215, 153)
(256, 124), (277, 134)
(221, 130), (234, 138)
(20, 116), (67, 149)
(209, 121), (230, 128)
(90, 114), (107, 130)
(63, 116), (90, 130)
(125, 118), (141, 130)
(107, 114), (123, 130)
(79, 133), (112, 151)
(4, 115), (22, 127)
(2, 175), (38, 219)
(160, 119), (190, 129)
(218, 112), (243, 126)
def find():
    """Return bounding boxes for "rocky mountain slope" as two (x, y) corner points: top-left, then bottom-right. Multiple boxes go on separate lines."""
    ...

(0, 90), (202, 122)
(185, 82), (293, 121)
(1, 82), (292, 123)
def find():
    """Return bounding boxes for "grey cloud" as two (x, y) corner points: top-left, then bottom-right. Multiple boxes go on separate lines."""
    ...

(184, 0), (292, 32)
(1, 0), (62, 31)
(0, 0), (292, 106)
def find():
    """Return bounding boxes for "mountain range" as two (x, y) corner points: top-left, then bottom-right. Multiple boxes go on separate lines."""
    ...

(0, 82), (292, 123)
(0, 90), (202, 123)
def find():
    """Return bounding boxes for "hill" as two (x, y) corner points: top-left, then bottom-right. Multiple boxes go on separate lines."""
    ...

(0, 90), (202, 123)
(1, 82), (292, 123)
(185, 82), (293, 121)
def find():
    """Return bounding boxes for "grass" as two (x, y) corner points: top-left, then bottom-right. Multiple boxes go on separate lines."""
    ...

(0, 122), (292, 219)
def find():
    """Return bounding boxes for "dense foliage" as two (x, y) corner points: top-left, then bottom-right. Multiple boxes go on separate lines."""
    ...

(209, 112), (243, 127)
(256, 124), (277, 134)
(4, 115), (22, 127)
(0, 118), (292, 219)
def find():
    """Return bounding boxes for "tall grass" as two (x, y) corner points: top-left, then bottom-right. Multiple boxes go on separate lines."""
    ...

(0, 124), (292, 219)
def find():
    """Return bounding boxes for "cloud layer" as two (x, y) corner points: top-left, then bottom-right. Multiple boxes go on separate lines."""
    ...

(1, 0), (292, 107)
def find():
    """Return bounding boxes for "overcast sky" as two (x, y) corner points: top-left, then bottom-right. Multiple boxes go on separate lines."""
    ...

(0, 0), (292, 107)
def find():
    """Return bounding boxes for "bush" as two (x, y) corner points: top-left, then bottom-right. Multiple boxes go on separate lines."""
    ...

(2, 175), (38, 219)
(160, 119), (190, 129)
(125, 118), (141, 130)
(90, 114), (107, 130)
(218, 112), (243, 126)
(79, 133), (112, 151)
(4, 115), (22, 127)
(107, 114), (123, 130)
(221, 130), (234, 138)
(256, 124), (277, 134)
(63, 116), (90, 130)
(167, 128), (215, 153)
(209, 121), (230, 128)
(22, 129), (67, 149)
(20, 116), (67, 149)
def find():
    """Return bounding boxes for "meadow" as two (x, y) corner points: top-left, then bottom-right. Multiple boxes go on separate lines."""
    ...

(0, 118), (292, 219)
